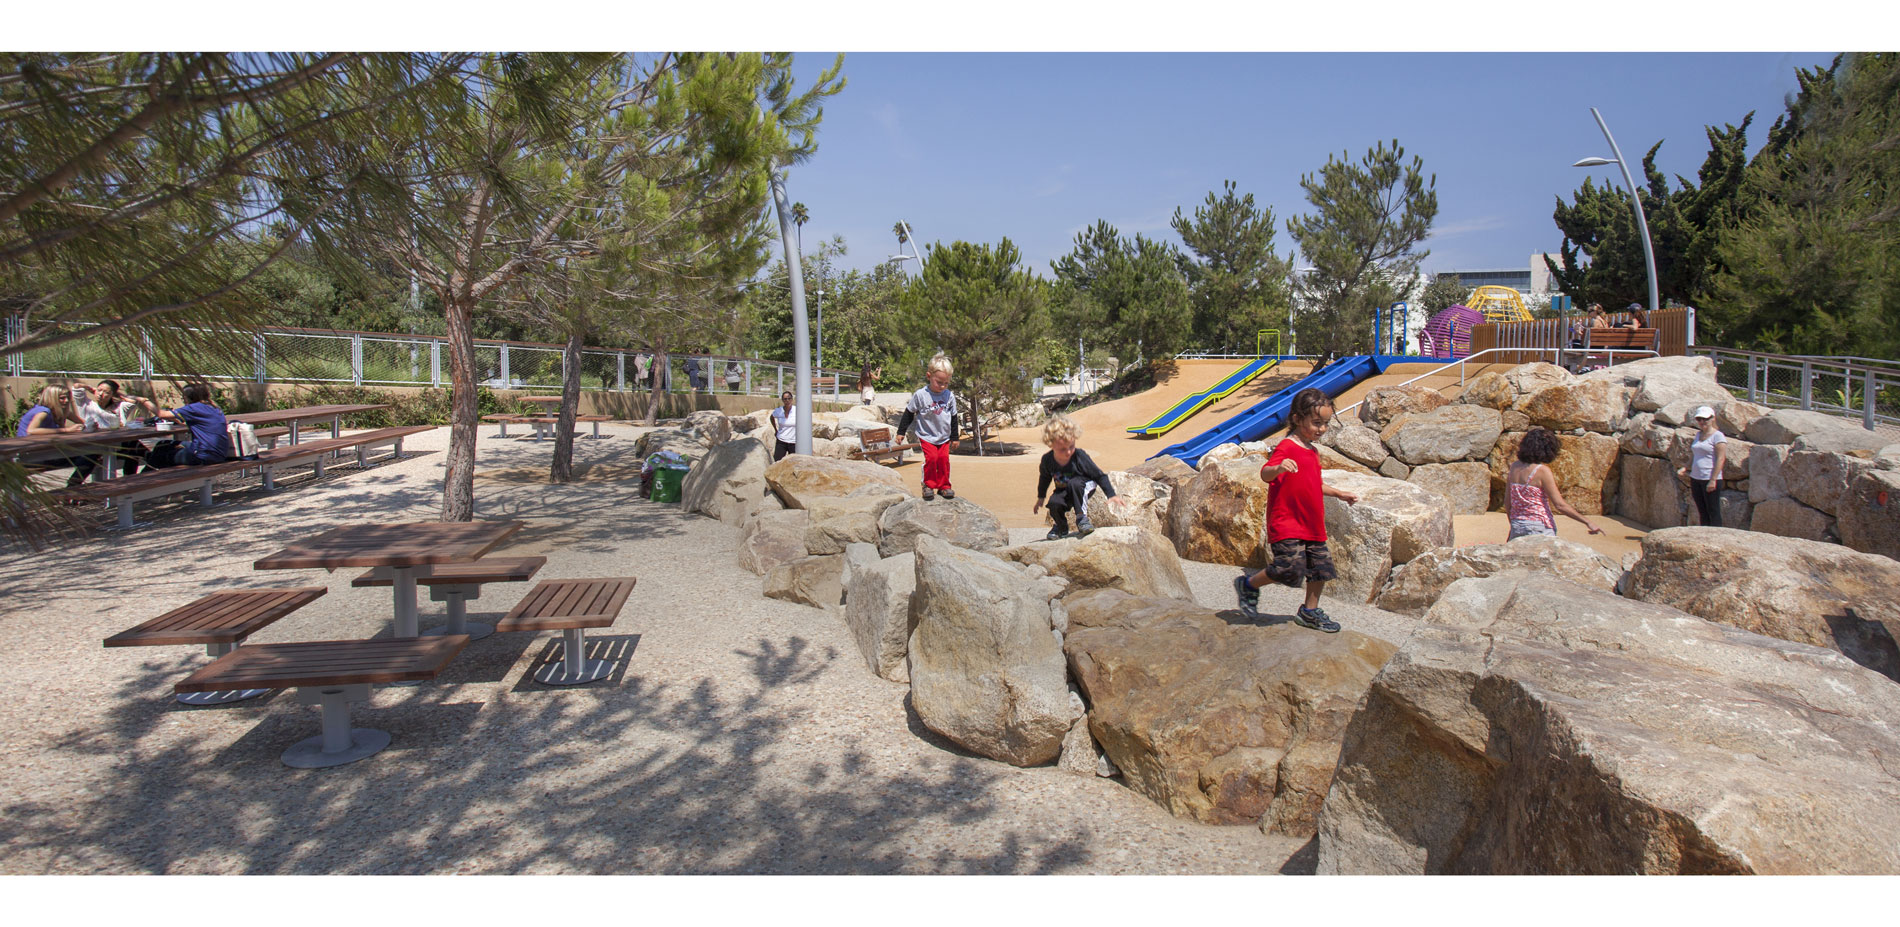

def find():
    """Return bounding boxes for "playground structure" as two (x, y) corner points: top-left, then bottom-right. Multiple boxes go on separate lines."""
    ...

(1150, 354), (1451, 469)
(1419, 304), (1485, 359)
(1131, 331), (1283, 437)
(1465, 285), (1534, 324)
(1373, 303), (1411, 356)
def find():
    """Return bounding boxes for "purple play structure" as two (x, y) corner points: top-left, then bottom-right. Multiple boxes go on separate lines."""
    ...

(1420, 304), (1484, 359)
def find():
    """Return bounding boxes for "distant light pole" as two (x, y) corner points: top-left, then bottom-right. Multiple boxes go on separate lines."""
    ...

(815, 286), (825, 369)
(1573, 107), (1660, 317)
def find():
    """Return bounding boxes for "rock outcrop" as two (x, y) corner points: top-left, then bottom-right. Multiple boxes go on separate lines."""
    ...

(763, 454), (907, 509)
(762, 553), (845, 608)
(1083, 471), (1171, 539)
(1380, 404), (1503, 466)
(1320, 472), (1455, 602)
(993, 525), (1193, 600)
(1318, 571), (1900, 874)
(1373, 535), (1623, 617)
(1168, 454), (1273, 568)
(679, 436), (773, 526)
(876, 496), (1009, 557)
(737, 509), (810, 575)
(1405, 462), (1492, 515)
(843, 551), (917, 682)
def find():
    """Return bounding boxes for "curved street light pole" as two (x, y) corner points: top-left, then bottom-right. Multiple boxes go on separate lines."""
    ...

(769, 163), (813, 455)
(1576, 107), (1660, 317)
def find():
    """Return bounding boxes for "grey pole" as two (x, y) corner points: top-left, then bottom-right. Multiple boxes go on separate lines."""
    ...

(1588, 107), (1661, 317)
(769, 163), (814, 455)
(815, 286), (824, 369)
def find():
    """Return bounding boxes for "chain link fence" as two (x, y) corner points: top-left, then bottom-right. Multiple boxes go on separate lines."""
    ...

(5, 318), (856, 400)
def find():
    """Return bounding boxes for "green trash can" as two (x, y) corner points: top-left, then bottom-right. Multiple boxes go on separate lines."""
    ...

(651, 466), (688, 503)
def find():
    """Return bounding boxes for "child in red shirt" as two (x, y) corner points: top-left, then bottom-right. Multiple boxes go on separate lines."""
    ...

(1234, 387), (1360, 632)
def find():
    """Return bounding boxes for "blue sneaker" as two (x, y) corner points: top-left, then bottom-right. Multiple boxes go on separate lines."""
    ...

(1233, 574), (1260, 620)
(1294, 606), (1341, 633)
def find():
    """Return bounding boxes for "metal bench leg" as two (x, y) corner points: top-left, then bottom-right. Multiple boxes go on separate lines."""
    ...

(176, 641), (270, 705)
(357, 446), (369, 468)
(197, 478), (222, 508)
(425, 584), (493, 641)
(393, 439), (405, 459)
(262, 466), (277, 492)
(492, 421), (511, 438)
(536, 627), (612, 686)
(107, 497), (149, 531)
(282, 684), (390, 769)
(313, 457), (325, 479)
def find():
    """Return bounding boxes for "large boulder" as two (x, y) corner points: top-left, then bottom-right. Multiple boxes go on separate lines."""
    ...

(1622, 527), (1900, 680)
(1083, 470), (1172, 539)
(1617, 412), (1675, 458)
(1654, 398), (1760, 429)
(1747, 443), (1790, 503)
(1519, 377), (1632, 434)
(1063, 588), (1397, 834)
(1615, 452), (1687, 528)
(763, 454), (907, 509)
(1456, 371), (1514, 411)
(1321, 419), (1389, 468)
(876, 495), (1009, 557)
(803, 488), (906, 555)
(1318, 444), (1377, 476)
(1358, 385), (1449, 429)
(838, 403), (893, 424)
(992, 525), (1193, 600)
(1405, 462), (1492, 515)
(1840, 469), (1900, 560)
(736, 509), (810, 576)
(1749, 496), (1837, 543)
(1380, 404), (1503, 466)
(1200, 440), (1270, 467)
(763, 553), (846, 609)
(1492, 362), (1574, 409)
(1318, 571), (1900, 874)
(1126, 455), (1199, 495)
(1783, 445), (1875, 517)
(843, 551), (917, 682)
(1320, 472), (1455, 603)
(678, 436), (773, 526)
(1168, 454), (1272, 567)
(684, 409), (732, 447)
(1486, 430), (1620, 515)
(1626, 364), (1733, 414)
(1372, 535), (1623, 617)
(634, 427), (704, 461)
(1744, 408), (1868, 446)
(907, 536), (1078, 766)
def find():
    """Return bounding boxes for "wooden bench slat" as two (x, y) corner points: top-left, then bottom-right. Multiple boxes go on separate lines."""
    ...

(173, 637), (469, 692)
(350, 556), (547, 588)
(105, 588), (328, 648)
(496, 578), (637, 632)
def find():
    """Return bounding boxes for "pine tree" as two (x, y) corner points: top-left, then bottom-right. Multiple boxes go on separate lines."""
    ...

(897, 238), (1048, 454)
(1171, 181), (1292, 354)
(1049, 221), (1191, 366)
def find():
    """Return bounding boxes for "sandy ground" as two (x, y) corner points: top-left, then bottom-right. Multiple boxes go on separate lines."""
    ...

(0, 422), (1379, 875)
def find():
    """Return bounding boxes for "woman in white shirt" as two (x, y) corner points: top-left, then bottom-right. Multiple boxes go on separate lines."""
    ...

(769, 390), (798, 461)
(1676, 404), (1728, 528)
(76, 380), (157, 474)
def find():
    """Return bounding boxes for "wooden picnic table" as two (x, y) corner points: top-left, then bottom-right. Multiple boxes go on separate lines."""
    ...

(0, 425), (167, 480)
(253, 520), (525, 639)
(228, 404), (390, 446)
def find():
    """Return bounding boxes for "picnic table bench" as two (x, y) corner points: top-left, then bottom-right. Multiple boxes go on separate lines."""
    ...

(496, 577), (636, 685)
(175, 636), (471, 768)
(352, 555), (546, 640)
(57, 425), (431, 528)
(849, 426), (916, 466)
(105, 587), (329, 705)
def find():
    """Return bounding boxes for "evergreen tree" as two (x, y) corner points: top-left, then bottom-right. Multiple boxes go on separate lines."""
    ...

(1285, 140), (1438, 359)
(1049, 221), (1191, 366)
(1708, 53), (1899, 357)
(1545, 116), (1753, 311)
(1171, 180), (1292, 354)
(1419, 273), (1467, 315)
(898, 238), (1048, 454)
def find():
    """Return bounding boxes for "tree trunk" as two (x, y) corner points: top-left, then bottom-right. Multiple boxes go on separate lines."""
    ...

(642, 337), (667, 426)
(550, 328), (583, 483)
(972, 390), (985, 456)
(441, 296), (479, 522)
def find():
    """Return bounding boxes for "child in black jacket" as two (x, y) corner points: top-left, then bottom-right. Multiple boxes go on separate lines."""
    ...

(1032, 415), (1124, 540)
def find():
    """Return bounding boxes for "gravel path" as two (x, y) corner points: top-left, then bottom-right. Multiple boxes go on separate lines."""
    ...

(0, 424), (1432, 874)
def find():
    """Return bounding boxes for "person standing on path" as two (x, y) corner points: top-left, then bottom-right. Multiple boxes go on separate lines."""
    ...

(1506, 427), (1604, 540)
(895, 353), (959, 501)
(1678, 405), (1729, 528)
(769, 390), (798, 462)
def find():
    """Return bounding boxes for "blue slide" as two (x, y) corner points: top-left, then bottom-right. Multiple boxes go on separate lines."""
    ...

(1151, 355), (1443, 468)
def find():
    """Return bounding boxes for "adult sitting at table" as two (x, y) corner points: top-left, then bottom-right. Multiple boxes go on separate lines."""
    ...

(146, 382), (232, 469)
(1616, 304), (1647, 329)
(75, 380), (158, 473)
(15, 385), (100, 487)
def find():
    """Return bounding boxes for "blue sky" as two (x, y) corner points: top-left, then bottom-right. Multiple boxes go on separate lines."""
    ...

(780, 52), (1837, 280)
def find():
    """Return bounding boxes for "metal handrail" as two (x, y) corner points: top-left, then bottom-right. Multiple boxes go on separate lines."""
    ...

(1330, 346), (1659, 421)
(1692, 346), (1896, 430)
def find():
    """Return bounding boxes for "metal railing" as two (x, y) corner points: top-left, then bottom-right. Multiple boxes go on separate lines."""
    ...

(1692, 347), (1898, 432)
(3, 318), (859, 401)
(1330, 346), (1660, 421)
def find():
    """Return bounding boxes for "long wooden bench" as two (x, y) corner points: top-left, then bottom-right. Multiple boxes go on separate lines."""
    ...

(850, 426), (916, 466)
(1569, 327), (1660, 369)
(106, 587), (329, 705)
(57, 425), (432, 528)
(174, 636), (471, 768)
(351, 556), (546, 640)
(484, 414), (613, 440)
(495, 577), (637, 686)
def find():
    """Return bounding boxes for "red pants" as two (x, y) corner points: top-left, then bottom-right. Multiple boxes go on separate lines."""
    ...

(920, 440), (952, 491)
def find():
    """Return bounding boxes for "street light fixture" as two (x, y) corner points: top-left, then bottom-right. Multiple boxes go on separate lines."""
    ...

(1573, 107), (1660, 318)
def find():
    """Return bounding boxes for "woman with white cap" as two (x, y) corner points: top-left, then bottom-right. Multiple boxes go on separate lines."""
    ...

(1677, 405), (1728, 528)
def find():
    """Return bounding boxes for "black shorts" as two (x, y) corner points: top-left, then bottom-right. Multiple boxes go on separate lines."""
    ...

(1261, 539), (1336, 587)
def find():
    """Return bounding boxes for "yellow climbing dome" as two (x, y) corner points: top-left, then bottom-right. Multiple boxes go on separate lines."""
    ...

(1465, 285), (1533, 323)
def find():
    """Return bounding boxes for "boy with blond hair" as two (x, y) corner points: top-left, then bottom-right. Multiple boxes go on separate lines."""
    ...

(896, 353), (959, 500)
(1033, 414), (1123, 540)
